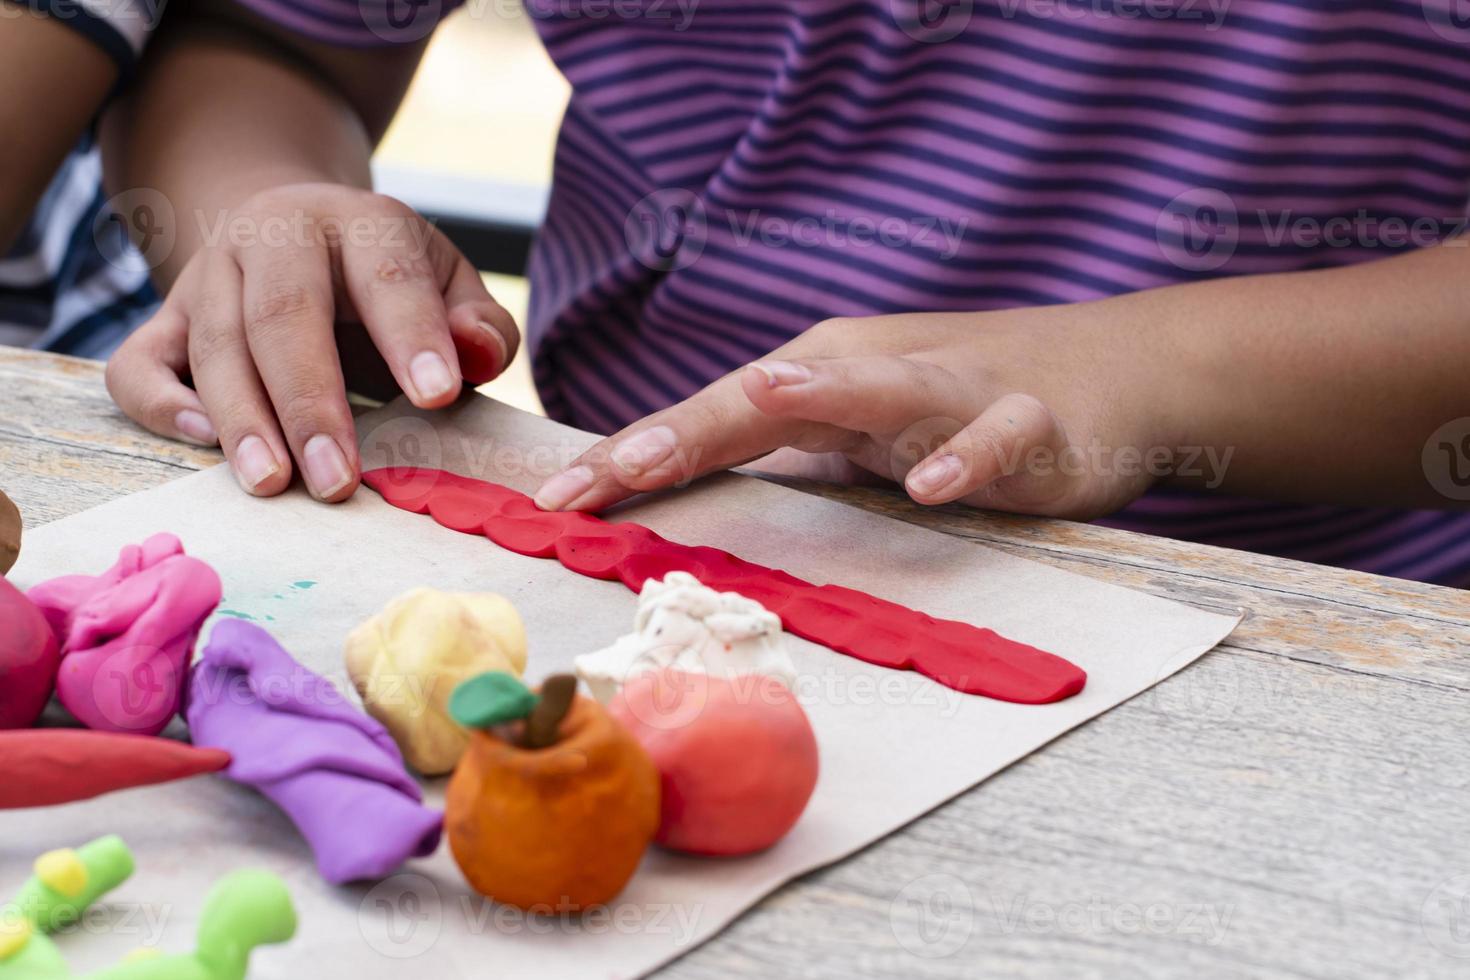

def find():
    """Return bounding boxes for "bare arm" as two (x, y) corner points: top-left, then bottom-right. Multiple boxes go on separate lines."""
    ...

(1123, 241), (1470, 509)
(98, 0), (426, 287)
(535, 242), (1470, 517)
(0, 3), (116, 252)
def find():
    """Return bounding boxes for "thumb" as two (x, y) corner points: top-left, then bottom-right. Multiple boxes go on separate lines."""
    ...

(105, 304), (219, 448)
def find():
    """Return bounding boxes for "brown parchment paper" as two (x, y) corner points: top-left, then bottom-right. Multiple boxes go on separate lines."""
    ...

(6, 395), (1241, 979)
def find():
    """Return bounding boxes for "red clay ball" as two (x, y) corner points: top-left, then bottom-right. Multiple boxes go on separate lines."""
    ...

(610, 669), (818, 856)
(0, 577), (59, 729)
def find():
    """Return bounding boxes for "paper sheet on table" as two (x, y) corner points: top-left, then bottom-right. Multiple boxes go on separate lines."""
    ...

(7, 396), (1241, 979)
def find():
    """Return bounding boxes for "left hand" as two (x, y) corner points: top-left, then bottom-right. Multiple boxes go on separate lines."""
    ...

(533, 306), (1180, 519)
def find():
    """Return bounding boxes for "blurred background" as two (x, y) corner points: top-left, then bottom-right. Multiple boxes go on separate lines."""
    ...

(375, 6), (567, 415)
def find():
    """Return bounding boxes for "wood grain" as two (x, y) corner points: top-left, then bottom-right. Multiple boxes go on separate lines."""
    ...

(6, 346), (1470, 980)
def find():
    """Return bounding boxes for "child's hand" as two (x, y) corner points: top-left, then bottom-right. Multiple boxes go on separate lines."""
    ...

(534, 306), (1178, 519)
(106, 183), (520, 501)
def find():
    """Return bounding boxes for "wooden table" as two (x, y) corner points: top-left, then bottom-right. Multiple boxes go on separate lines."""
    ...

(6, 346), (1469, 979)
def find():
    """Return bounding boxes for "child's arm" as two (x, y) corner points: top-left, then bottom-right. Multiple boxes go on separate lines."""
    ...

(98, 0), (420, 287)
(535, 241), (1470, 515)
(99, 0), (518, 499)
(0, 5), (120, 251)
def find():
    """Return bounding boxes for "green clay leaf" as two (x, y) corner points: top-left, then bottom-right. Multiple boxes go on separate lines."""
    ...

(449, 672), (538, 729)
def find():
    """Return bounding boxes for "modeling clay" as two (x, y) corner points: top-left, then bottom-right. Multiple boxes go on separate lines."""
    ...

(345, 587), (527, 775)
(574, 571), (796, 702)
(11, 835), (134, 933)
(0, 835), (296, 980)
(362, 468), (1086, 704)
(446, 672), (659, 911)
(0, 489), (20, 574)
(0, 579), (59, 729)
(611, 669), (818, 856)
(0, 730), (231, 809)
(186, 618), (443, 884)
(28, 534), (221, 735)
(522, 674), (577, 749)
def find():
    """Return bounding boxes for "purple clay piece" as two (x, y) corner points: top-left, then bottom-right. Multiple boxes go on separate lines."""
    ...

(186, 617), (443, 884)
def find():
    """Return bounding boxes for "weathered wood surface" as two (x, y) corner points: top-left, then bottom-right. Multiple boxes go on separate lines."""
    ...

(5, 346), (1469, 979)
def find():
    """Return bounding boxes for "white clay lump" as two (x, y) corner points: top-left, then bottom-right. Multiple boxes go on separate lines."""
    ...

(575, 571), (797, 702)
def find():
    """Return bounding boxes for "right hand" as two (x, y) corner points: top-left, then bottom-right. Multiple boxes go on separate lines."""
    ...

(106, 183), (520, 502)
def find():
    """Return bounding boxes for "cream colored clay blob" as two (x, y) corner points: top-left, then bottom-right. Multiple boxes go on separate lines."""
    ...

(575, 571), (797, 703)
(345, 588), (527, 775)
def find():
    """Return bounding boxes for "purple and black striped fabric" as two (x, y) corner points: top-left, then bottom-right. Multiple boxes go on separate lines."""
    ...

(240, 0), (1470, 584)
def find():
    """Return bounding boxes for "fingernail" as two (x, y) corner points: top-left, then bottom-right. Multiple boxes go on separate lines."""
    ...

(234, 435), (280, 492)
(610, 425), (677, 476)
(175, 409), (217, 445)
(534, 465), (595, 511)
(303, 434), (353, 498)
(409, 351), (456, 401)
(477, 320), (510, 369)
(907, 454), (963, 496)
(749, 360), (812, 387)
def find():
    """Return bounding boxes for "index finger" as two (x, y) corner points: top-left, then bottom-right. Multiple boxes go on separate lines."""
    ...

(532, 373), (846, 513)
(240, 238), (359, 502)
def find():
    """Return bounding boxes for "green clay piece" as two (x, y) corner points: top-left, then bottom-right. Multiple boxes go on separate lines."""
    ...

(12, 836), (134, 934)
(89, 870), (297, 980)
(449, 671), (538, 730)
(0, 924), (67, 977)
(0, 839), (295, 980)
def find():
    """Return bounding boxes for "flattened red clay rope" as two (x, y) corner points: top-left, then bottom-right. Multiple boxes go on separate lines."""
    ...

(363, 468), (1086, 704)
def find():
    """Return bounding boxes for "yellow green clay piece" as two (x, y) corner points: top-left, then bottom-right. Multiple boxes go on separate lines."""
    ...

(13, 836), (133, 933)
(0, 837), (295, 980)
(0, 921), (32, 963)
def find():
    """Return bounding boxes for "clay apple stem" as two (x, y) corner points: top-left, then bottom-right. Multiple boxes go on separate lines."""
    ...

(522, 674), (578, 749)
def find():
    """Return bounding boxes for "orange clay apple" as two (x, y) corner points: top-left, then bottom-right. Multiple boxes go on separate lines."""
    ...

(444, 672), (659, 911)
(609, 669), (819, 857)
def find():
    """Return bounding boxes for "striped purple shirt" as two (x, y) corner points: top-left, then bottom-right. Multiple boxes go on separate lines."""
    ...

(246, 0), (1470, 586)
